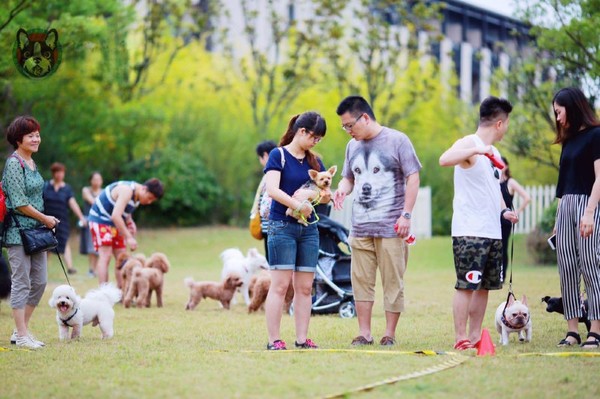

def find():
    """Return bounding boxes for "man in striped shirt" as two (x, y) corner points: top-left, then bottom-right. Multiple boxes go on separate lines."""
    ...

(88, 178), (164, 286)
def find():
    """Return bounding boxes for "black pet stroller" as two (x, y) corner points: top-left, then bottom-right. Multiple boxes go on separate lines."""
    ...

(290, 211), (355, 318)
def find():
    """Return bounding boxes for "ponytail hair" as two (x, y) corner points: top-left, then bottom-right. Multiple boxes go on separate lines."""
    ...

(279, 111), (327, 170)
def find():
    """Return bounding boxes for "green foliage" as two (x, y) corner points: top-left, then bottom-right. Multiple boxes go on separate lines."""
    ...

(123, 147), (222, 226)
(526, 199), (557, 265)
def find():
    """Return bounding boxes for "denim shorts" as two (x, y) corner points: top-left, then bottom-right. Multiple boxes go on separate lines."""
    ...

(267, 220), (319, 272)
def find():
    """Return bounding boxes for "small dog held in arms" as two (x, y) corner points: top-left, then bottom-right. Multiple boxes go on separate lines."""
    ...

(220, 248), (269, 306)
(286, 166), (337, 226)
(184, 273), (243, 310)
(48, 284), (121, 340)
(494, 294), (532, 346)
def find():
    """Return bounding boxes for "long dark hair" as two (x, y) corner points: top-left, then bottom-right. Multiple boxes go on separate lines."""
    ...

(279, 111), (326, 170)
(552, 87), (600, 144)
(501, 156), (511, 179)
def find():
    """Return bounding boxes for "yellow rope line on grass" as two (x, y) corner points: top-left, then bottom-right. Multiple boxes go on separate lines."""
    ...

(321, 354), (469, 399)
(518, 352), (600, 357)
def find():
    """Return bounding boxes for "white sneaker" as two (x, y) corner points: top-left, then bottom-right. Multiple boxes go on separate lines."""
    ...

(11, 329), (45, 346)
(15, 335), (42, 349)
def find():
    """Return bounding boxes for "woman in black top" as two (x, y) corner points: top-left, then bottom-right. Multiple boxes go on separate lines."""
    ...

(553, 87), (600, 348)
(43, 162), (86, 274)
(499, 157), (530, 278)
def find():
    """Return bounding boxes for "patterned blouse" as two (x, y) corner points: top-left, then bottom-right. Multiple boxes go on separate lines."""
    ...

(2, 153), (45, 245)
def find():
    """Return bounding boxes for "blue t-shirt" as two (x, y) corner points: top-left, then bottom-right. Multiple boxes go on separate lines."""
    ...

(264, 147), (325, 222)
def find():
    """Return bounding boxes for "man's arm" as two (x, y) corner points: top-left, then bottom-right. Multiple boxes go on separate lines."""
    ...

(333, 177), (354, 211)
(395, 172), (420, 238)
(110, 185), (137, 250)
(439, 137), (491, 168)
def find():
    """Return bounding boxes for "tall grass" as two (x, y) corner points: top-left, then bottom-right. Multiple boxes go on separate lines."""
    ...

(1, 227), (598, 399)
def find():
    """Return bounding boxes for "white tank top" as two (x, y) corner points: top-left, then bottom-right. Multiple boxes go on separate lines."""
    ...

(451, 134), (502, 239)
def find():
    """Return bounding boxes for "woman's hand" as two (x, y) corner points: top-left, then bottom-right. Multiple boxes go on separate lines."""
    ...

(580, 212), (594, 238)
(320, 189), (332, 204)
(43, 215), (59, 229)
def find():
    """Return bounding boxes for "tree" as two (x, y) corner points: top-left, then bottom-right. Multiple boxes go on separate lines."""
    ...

(215, 0), (322, 135)
(505, 0), (600, 171)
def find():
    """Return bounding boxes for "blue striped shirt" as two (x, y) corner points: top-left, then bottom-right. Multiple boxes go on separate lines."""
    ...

(87, 181), (139, 226)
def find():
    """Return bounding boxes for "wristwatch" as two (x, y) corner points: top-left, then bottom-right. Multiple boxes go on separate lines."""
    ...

(401, 212), (411, 220)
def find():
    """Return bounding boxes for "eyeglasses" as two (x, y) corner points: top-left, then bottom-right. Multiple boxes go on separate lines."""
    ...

(305, 130), (323, 143)
(341, 114), (363, 131)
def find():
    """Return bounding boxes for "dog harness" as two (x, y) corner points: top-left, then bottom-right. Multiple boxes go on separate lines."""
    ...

(60, 308), (78, 326)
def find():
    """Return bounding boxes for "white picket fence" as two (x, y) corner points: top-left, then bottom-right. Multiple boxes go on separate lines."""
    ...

(512, 184), (557, 234)
(330, 185), (556, 236)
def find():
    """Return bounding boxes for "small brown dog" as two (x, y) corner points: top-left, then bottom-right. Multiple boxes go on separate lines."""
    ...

(248, 270), (294, 313)
(118, 253), (146, 299)
(286, 165), (336, 225)
(184, 273), (243, 310)
(123, 252), (170, 308)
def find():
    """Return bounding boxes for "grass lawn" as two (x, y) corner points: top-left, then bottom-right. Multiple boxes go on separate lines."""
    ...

(1, 227), (599, 399)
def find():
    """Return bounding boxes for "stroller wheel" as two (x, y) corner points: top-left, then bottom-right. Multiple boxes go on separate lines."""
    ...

(339, 301), (356, 318)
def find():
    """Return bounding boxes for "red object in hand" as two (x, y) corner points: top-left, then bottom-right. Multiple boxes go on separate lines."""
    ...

(484, 153), (505, 170)
(394, 223), (416, 245)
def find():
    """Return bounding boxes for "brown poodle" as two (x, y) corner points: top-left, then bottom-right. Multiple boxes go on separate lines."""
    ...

(118, 253), (146, 299)
(184, 273), (243, 310)
(247, 270), (294, 313)
(123, 252), (170, 308)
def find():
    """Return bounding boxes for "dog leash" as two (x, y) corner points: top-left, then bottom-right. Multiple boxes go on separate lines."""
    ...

(54, 248), (71, 286)
(501, 209), (516, 317)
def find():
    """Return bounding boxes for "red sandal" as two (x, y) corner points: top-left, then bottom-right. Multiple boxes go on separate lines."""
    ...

(453, 339), (474, 350)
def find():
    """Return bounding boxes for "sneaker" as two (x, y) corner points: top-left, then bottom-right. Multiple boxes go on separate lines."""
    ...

(11, 329), (44, 346)
(15, 335), (42, 349)
(295, 339), (318, 349)
(28, 332), (45, 347)
(67, 268), (77, 275)
(267, 339), (287, 350)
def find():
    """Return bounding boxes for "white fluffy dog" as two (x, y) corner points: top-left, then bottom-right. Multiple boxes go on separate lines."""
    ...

(48, 283), (122, 340)
(220, 248), (269, 305)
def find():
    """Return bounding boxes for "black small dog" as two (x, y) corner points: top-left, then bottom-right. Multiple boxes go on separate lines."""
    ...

(541, 296), (590, 332)
(0, 255), (11, 300)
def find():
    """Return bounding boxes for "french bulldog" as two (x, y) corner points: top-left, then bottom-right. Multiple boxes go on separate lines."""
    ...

(495, 294), (532, 346)
(16, 28), (59, 78)
(541, 295), (591, 332)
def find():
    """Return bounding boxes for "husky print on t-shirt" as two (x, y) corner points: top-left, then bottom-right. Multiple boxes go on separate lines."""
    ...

(343, 127), (422, 238)
(349, 147), (397, 222)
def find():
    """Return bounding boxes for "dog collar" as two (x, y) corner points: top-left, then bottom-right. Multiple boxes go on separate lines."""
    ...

(60, 308), (78, 326)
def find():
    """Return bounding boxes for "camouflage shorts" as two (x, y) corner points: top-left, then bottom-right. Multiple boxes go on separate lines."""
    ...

(452, 236), (503, 290)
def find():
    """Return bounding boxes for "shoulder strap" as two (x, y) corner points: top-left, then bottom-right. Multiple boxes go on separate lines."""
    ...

(278, 147), (285, 168)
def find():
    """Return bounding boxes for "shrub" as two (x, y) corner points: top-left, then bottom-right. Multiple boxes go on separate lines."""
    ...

(123, 148), (223, 226)
(526, 199), (557, 265)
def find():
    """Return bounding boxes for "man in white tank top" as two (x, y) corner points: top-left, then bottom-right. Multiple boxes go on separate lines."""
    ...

(439, 96), (519, 350)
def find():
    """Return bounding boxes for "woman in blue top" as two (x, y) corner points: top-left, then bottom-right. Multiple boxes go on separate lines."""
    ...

(3, 115), (60, 349)
(264, 111), (330, 350)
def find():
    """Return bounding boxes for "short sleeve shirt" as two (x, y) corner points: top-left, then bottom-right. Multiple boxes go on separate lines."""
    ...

(556, 126), (600, 198)
(264, 147), (325, 222)
(342, 127), (422, 238)
(2, 154), (45, 245)
(43, 182), (74, 221)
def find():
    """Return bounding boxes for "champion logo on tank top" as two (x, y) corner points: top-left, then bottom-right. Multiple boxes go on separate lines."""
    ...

(466, 270), (482, 284)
